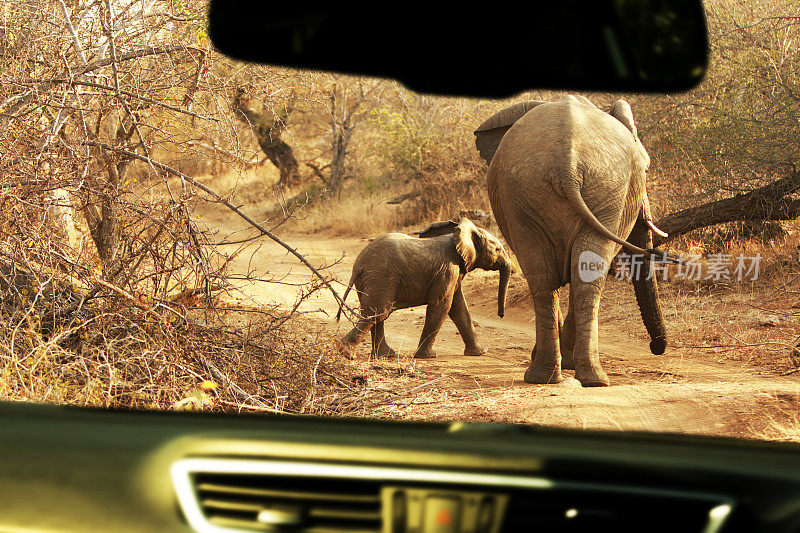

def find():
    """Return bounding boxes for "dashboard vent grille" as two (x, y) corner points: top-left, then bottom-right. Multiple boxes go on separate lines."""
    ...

(192, 472), (382, 532)
(173, 459), (733, 533)
(501, 487), (726, 533)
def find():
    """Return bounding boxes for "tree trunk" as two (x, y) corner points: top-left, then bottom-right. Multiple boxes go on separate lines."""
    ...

(232, 89), (301, 188)
(256, 136), (299, 188)
(324, 80), (366, 198)
(652, 170), (800, 247)
(81, 113), (139, 277)
(326, 126), (348, 196)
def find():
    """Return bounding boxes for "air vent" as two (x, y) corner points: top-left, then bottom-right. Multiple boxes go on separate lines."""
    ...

(194, 472), (381, 532)
(173, 462), (383, 533)
(501, 486), (730, 533)
(172, 458), (734, 533)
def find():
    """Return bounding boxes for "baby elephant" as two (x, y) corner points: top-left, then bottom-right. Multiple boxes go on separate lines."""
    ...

(335, 218), (512, 359)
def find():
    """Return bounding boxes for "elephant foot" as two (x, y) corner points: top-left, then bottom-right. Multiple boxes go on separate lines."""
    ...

(523, 363), (564, 384)
(414, 348), (437, 359)
(574, 364), (610, 387)
(371, 345), (397, 359)
(334, 339), (356, 360)
(463, 345), (488, 357)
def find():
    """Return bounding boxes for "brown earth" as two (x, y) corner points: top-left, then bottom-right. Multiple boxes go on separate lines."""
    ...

(199, 205), (800, 441)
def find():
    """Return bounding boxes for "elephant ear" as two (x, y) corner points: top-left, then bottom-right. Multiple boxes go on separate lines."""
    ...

(454, 218), (483, 270)
(609, 99), (651, 168)
(416, 220), (458, 239)
(474, 100), (547, 166)
(608, 99), (638, 138)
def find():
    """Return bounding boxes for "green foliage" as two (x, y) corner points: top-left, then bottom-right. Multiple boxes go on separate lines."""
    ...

(360, 174), (392, 196)
(367, 108), (433, 173)
(194, 18), (209, 45)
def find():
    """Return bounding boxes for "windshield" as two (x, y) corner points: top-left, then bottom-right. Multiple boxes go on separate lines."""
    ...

(1, 0), (798, 442)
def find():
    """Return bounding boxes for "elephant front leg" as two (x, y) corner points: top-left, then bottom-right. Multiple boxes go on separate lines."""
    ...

(524, 286), (564, 384)
(370, 320), (397, 358)
(448, 285), (487, 356)
(414, 294), (454, 359)
(560, 296), (576, 370)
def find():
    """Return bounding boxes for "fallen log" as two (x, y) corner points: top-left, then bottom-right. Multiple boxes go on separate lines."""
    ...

(653, 170), (800, 247)
(386, 190), (421, 205)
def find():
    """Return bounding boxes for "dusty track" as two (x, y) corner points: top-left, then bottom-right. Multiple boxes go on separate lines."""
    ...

(205, 209), (800, 440)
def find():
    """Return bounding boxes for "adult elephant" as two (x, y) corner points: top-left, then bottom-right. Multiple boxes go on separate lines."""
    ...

(475, 95), (668, 387)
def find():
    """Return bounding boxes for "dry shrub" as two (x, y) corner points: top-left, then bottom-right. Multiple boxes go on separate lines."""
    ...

(0, 142), (363, 416)
(396, 170), (491, 228)
(722, 228), (800, 283)
(0, 297), (363, 415)
(648, 239), (800, 374)
(670, 221), (789, 255)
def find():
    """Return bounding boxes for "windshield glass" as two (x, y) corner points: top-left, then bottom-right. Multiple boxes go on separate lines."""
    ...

(1, 0), (798, 442)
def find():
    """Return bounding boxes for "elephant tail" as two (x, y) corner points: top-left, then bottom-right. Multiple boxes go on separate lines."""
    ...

(564, 187), (674, 261)
(335, 272), (356, 322)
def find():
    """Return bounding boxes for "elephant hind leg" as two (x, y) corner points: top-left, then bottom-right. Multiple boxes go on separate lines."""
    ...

(523, 276), (564, 384)
(569, 239), (612, 387)
(531, 299), (575, 369)
(337, 315), (375, 359)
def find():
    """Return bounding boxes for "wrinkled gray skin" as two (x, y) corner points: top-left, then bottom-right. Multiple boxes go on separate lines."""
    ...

(336, 219), (512, 359)
(476, 95), (667, 387)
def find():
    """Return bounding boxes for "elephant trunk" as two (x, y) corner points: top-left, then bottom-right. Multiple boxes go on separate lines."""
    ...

(628, 216), (667, 355)
(497, 261), (510, 318)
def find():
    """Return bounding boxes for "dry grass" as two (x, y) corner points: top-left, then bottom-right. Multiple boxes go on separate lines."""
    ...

(309, 348), (491, 421)
(189, 165), (283, 207)
(284, 189), (404, 237)
(183, 171), (406, 238)
(660, 226), (800, 371)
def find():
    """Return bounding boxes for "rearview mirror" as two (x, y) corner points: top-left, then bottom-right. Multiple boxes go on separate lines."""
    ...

(208, 0), (708, 97)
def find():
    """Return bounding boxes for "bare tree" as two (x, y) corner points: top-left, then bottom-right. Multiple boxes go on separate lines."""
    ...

(231, 87), (301, 188)
(0, 0), (360, 411)
(2, 0), (211, 269)
(319, 77), (381, 197)
(0, 0), (350, 321)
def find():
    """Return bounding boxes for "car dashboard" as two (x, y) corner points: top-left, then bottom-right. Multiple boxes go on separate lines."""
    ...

(3, 402), (800, 532)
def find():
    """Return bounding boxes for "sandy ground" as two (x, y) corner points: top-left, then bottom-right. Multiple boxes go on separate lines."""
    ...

(199, 205), (800, 440)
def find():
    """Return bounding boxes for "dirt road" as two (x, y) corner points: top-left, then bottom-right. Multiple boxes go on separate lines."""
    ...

(206, 209), (800, 440)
